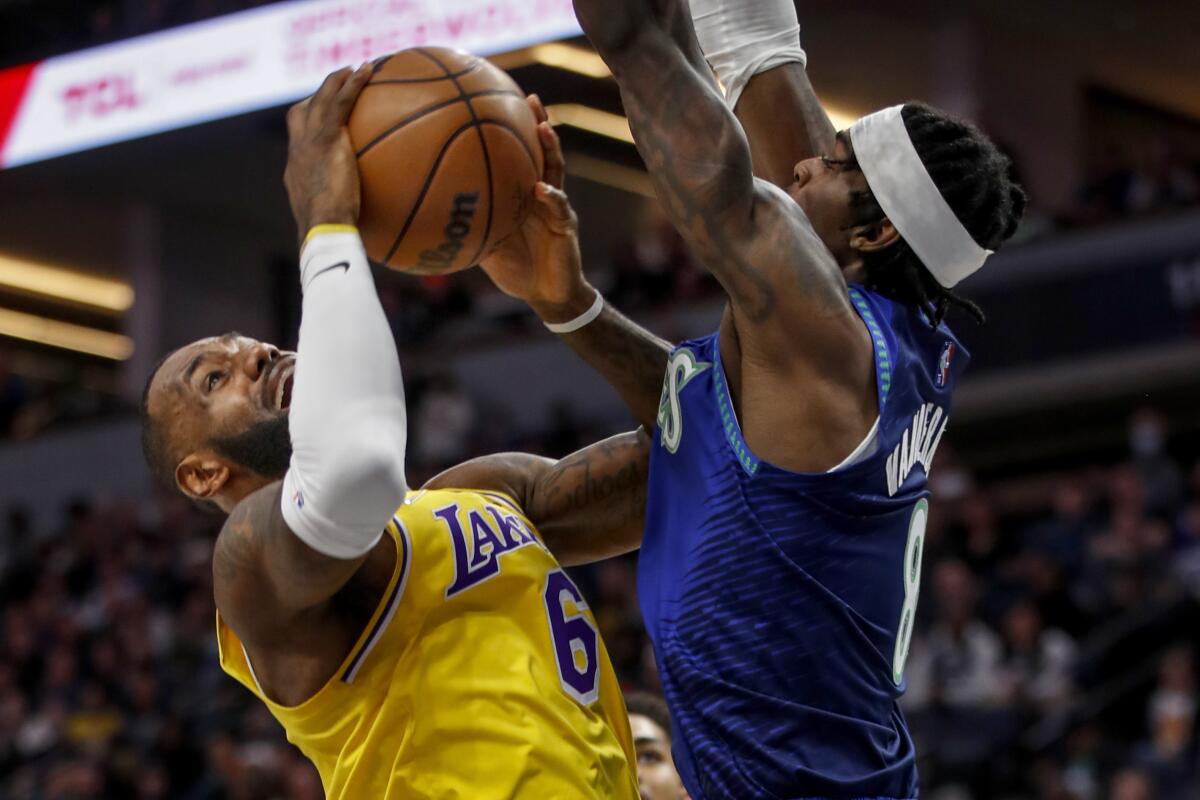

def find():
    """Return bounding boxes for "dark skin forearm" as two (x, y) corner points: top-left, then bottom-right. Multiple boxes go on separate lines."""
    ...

(542, 302), (670, 432)
(525, 430), (649, 566)
(733, 64), (836, 187)
(574, 0), (787, 323)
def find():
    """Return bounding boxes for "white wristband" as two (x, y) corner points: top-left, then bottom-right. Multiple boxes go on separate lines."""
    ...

(544, 291), (604, 334)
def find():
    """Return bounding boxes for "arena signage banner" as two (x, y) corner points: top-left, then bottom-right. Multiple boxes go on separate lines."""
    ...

(0, 0), (580, 168)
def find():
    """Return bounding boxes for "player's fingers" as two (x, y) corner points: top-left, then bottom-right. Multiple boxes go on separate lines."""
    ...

(309, 67), (353, 120)
(285, 99), (309, 139)
(526, 94), (548, 125)
(535, 182), (575, 229)
(538, 122), (566, 189)
(332, 63), (373, 124)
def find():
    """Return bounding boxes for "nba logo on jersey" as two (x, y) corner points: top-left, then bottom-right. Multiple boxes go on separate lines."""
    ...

(936, 341), (956, 387)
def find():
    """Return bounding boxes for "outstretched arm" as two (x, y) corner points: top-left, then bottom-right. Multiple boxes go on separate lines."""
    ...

(573, 0), (849, 329)
(215, 66), (408, 640)
(425, 430), (650, 566)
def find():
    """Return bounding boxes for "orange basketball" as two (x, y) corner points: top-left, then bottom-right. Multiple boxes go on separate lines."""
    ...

(347, 47), (543, 275)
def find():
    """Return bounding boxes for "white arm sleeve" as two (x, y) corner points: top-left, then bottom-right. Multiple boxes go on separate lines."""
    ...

(690, 0), (808, 110)
(280, 228), (408, 559)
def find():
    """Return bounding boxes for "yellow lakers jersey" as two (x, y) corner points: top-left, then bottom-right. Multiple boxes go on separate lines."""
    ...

(216, 488), (638, 800)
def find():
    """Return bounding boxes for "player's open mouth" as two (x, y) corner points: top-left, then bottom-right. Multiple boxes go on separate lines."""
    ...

(270, 363), (295, 411)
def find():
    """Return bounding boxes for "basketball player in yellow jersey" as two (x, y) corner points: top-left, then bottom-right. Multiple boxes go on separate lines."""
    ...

(138, 66), (648, 799)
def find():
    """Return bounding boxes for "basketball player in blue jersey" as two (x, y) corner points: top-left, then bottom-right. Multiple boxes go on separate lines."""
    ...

(483, 0), (1027, 796)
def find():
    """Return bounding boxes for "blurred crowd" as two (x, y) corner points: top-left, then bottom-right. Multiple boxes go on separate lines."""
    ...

(1, 404), (1199, 799)
(1070, 139), (1200, 230)
(900, 410), (1200, 799)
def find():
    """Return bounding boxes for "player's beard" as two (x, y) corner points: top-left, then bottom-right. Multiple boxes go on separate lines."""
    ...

(211, 416), (292, 480)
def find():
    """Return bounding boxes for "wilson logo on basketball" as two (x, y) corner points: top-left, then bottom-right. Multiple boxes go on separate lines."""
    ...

(418, 192), (478, 271)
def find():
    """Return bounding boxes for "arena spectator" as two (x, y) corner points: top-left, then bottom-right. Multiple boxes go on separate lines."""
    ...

(996, 600), (1077, 712)
(624, 692), (690, 800)
(908, 559), (1006, 710)
(1133, 645), (1198, 796)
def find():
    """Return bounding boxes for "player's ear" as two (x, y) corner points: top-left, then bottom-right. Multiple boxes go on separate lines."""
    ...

(849, 218), (900, 253)
(176, 453), (231, 500)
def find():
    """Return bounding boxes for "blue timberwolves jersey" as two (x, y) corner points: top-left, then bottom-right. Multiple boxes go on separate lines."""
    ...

(641, 285), (968, 799)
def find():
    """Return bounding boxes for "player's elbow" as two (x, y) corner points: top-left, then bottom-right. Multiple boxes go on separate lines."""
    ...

(342, 426), (408, 508)
(574, 0), (644, 59)
(304, 425), (408, 537)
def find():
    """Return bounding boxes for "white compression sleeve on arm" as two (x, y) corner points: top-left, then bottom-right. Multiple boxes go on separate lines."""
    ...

(690, 0), (808, 110)
(280, 227), (408, 559)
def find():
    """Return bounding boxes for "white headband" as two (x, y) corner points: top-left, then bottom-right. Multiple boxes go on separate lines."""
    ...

(849, 105), (992, 288)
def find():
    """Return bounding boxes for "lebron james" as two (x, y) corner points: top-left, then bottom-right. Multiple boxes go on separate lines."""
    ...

(139, 65), (642, 799)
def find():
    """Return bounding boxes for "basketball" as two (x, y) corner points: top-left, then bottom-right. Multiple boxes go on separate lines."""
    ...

(347, 47), (544, 275)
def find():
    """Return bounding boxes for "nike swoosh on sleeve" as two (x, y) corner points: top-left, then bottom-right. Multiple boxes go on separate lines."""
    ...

(311, 260), (351, 280)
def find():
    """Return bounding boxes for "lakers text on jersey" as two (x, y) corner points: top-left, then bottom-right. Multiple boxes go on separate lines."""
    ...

(217, 488), (638, 800)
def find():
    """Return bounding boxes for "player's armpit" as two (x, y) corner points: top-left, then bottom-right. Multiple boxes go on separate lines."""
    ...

(213, 481), (371, 642)
(425, 430), (650, 567)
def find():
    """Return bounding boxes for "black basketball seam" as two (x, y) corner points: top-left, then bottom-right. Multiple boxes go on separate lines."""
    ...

(473, 120), (538, 173)
(355, 89), (525, 158)
(415, 48), (496, 269)
(365, 67), (483, 85)
(381, 120), (478, 264)
(370, 53), (480, 80)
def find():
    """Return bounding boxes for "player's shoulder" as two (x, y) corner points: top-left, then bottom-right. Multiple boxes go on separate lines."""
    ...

(399, 484), (530, 524)
(420, 452), (553, 514)
(214, 482), (286, 588)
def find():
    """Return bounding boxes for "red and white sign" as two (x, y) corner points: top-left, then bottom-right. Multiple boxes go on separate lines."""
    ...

(0, 0), (580, 168)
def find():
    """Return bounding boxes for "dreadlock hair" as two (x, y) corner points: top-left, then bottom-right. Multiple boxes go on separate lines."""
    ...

(847, 102), (1027, 327)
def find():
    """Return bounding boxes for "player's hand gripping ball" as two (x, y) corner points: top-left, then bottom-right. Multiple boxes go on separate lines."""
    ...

(348, 47), (545, 275)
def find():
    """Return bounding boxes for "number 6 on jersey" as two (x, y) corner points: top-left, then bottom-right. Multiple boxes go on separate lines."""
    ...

(544, 570), (601, 705)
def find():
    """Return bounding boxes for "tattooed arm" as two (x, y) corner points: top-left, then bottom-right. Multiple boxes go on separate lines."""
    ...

(425, 431), (650, 566)
(213, 482), (374, 639)
(549, 303), (669, 432)
(573, 0), (856, 347)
